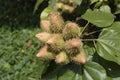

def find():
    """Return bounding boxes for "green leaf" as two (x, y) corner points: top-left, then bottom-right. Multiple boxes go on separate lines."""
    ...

(100, 5), (111, 13)
(33, 0), (44, 14)
(96, 22), (120, 65)
(42, 61), (107, 80)
(74, 0), (83, 5)
(93, 54), (120, 80)
(82, 9), (114, 27)
(83, 61), (107, 80)
(58, 64), (82, 80)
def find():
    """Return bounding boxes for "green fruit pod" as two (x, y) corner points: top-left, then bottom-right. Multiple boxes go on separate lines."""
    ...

(49, 11), (64, 33)
(55, 51), (69, 65)
(35, 32), (51, 43)
(65, 38), (82, 55)
(41, 20), (51, 32)
(63, 22), (80, 40)
(36, 46), (55, 61)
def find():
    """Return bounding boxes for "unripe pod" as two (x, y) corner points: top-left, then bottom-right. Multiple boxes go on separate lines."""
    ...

(63, 4), (75, 13)
(63, 22), (80, 40)
(65, 38), (82, 55)
(41, 20), (51, 32)
(36, 46), (55, 61)
(56, 2), (64, 10)
(49, 11), (64, 33)
(46, 34), (65, 53)
(71, 48), (86, 64)
(55, 51), (69, 65)
(35, 32), (51, 43)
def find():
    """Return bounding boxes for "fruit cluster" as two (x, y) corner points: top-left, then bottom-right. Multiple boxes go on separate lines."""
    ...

(35, 11), (86, 65)
(56, 0), (77, 13)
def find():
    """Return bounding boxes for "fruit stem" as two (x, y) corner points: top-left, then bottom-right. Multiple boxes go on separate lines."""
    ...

(83, 29), (102, 36)
(82, 39), (98, 41)
(79, 21), (89, 36)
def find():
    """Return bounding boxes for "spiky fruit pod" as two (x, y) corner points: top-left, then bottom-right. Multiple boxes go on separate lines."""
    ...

(55, 51), (69, 65)
(65, 38), (82, 55)
(35, 32), (51, 43)
(49, 11), (64, 33)
(63, 5), (75, 13)
(56, 2), (64, 10)
(71, 48), (86, 64)
(46, 34), (65, 53)
(41, 20), (51, 32)
(63, 22), (80, 40)
(36, 46), (55, 61)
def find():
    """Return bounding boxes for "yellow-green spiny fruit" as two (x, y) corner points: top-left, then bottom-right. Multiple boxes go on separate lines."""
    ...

(49, 11), (64, 33)
(71, 48), (86, 64)
(36, 46), (56, 61)
(46, 34), (65, 53)
(63, 22), (80, 40)
(35, 32), (51, 43)
(55, 51), (69, 65)
(65, 38), (82, 55)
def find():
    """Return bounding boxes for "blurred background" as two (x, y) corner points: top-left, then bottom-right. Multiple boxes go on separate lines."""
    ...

(0, 0), (48, 79)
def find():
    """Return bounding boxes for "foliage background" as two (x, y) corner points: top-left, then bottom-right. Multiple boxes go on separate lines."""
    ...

(0, 0), (47, 79)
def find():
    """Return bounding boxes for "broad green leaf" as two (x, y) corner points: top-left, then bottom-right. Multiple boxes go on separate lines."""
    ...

(42, 61), (107, 80)
(93, 54), (120, 80)
(58, 64), (82, 80)
(40, 7), (53, 20)
(33, 0), (44, 14)
(74, 0), (82, 5)
(96, 22), (120, 65)
(100, 5), (111, 13)
(83, 61), (107, 80)
(82, 9), (114, 27)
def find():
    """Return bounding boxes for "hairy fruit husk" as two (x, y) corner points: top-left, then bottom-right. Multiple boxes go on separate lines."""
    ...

(49, 11), (64, 33)
(36, 46), (55, 61)
(41, 20), (51, 32)
(55, 51), (69, 65)
(46, 34), (65, 53)
(63, 22), (80, 40)
(71, 48), (86, 64)
(35, 32), (51, 43)
(65, 38), (82, 55)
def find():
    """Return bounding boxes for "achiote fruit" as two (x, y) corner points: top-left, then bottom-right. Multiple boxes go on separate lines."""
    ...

(36, 46), (55, 61)
(41, 20), (51, 32)
(71, 48), (86, 64)
(65, 38), (82, 55)
(55, 51), (69, 65)
(63, 22), (80, 40)
(35, 32), (51, 43)
(49, 12), (64, 33)
(46, 34), (65, 53)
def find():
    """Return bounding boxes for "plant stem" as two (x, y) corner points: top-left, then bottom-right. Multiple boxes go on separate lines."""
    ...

(84, 29), (102, 36)
(79, 21), (89, 36)
(82, 39), (98, 41)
